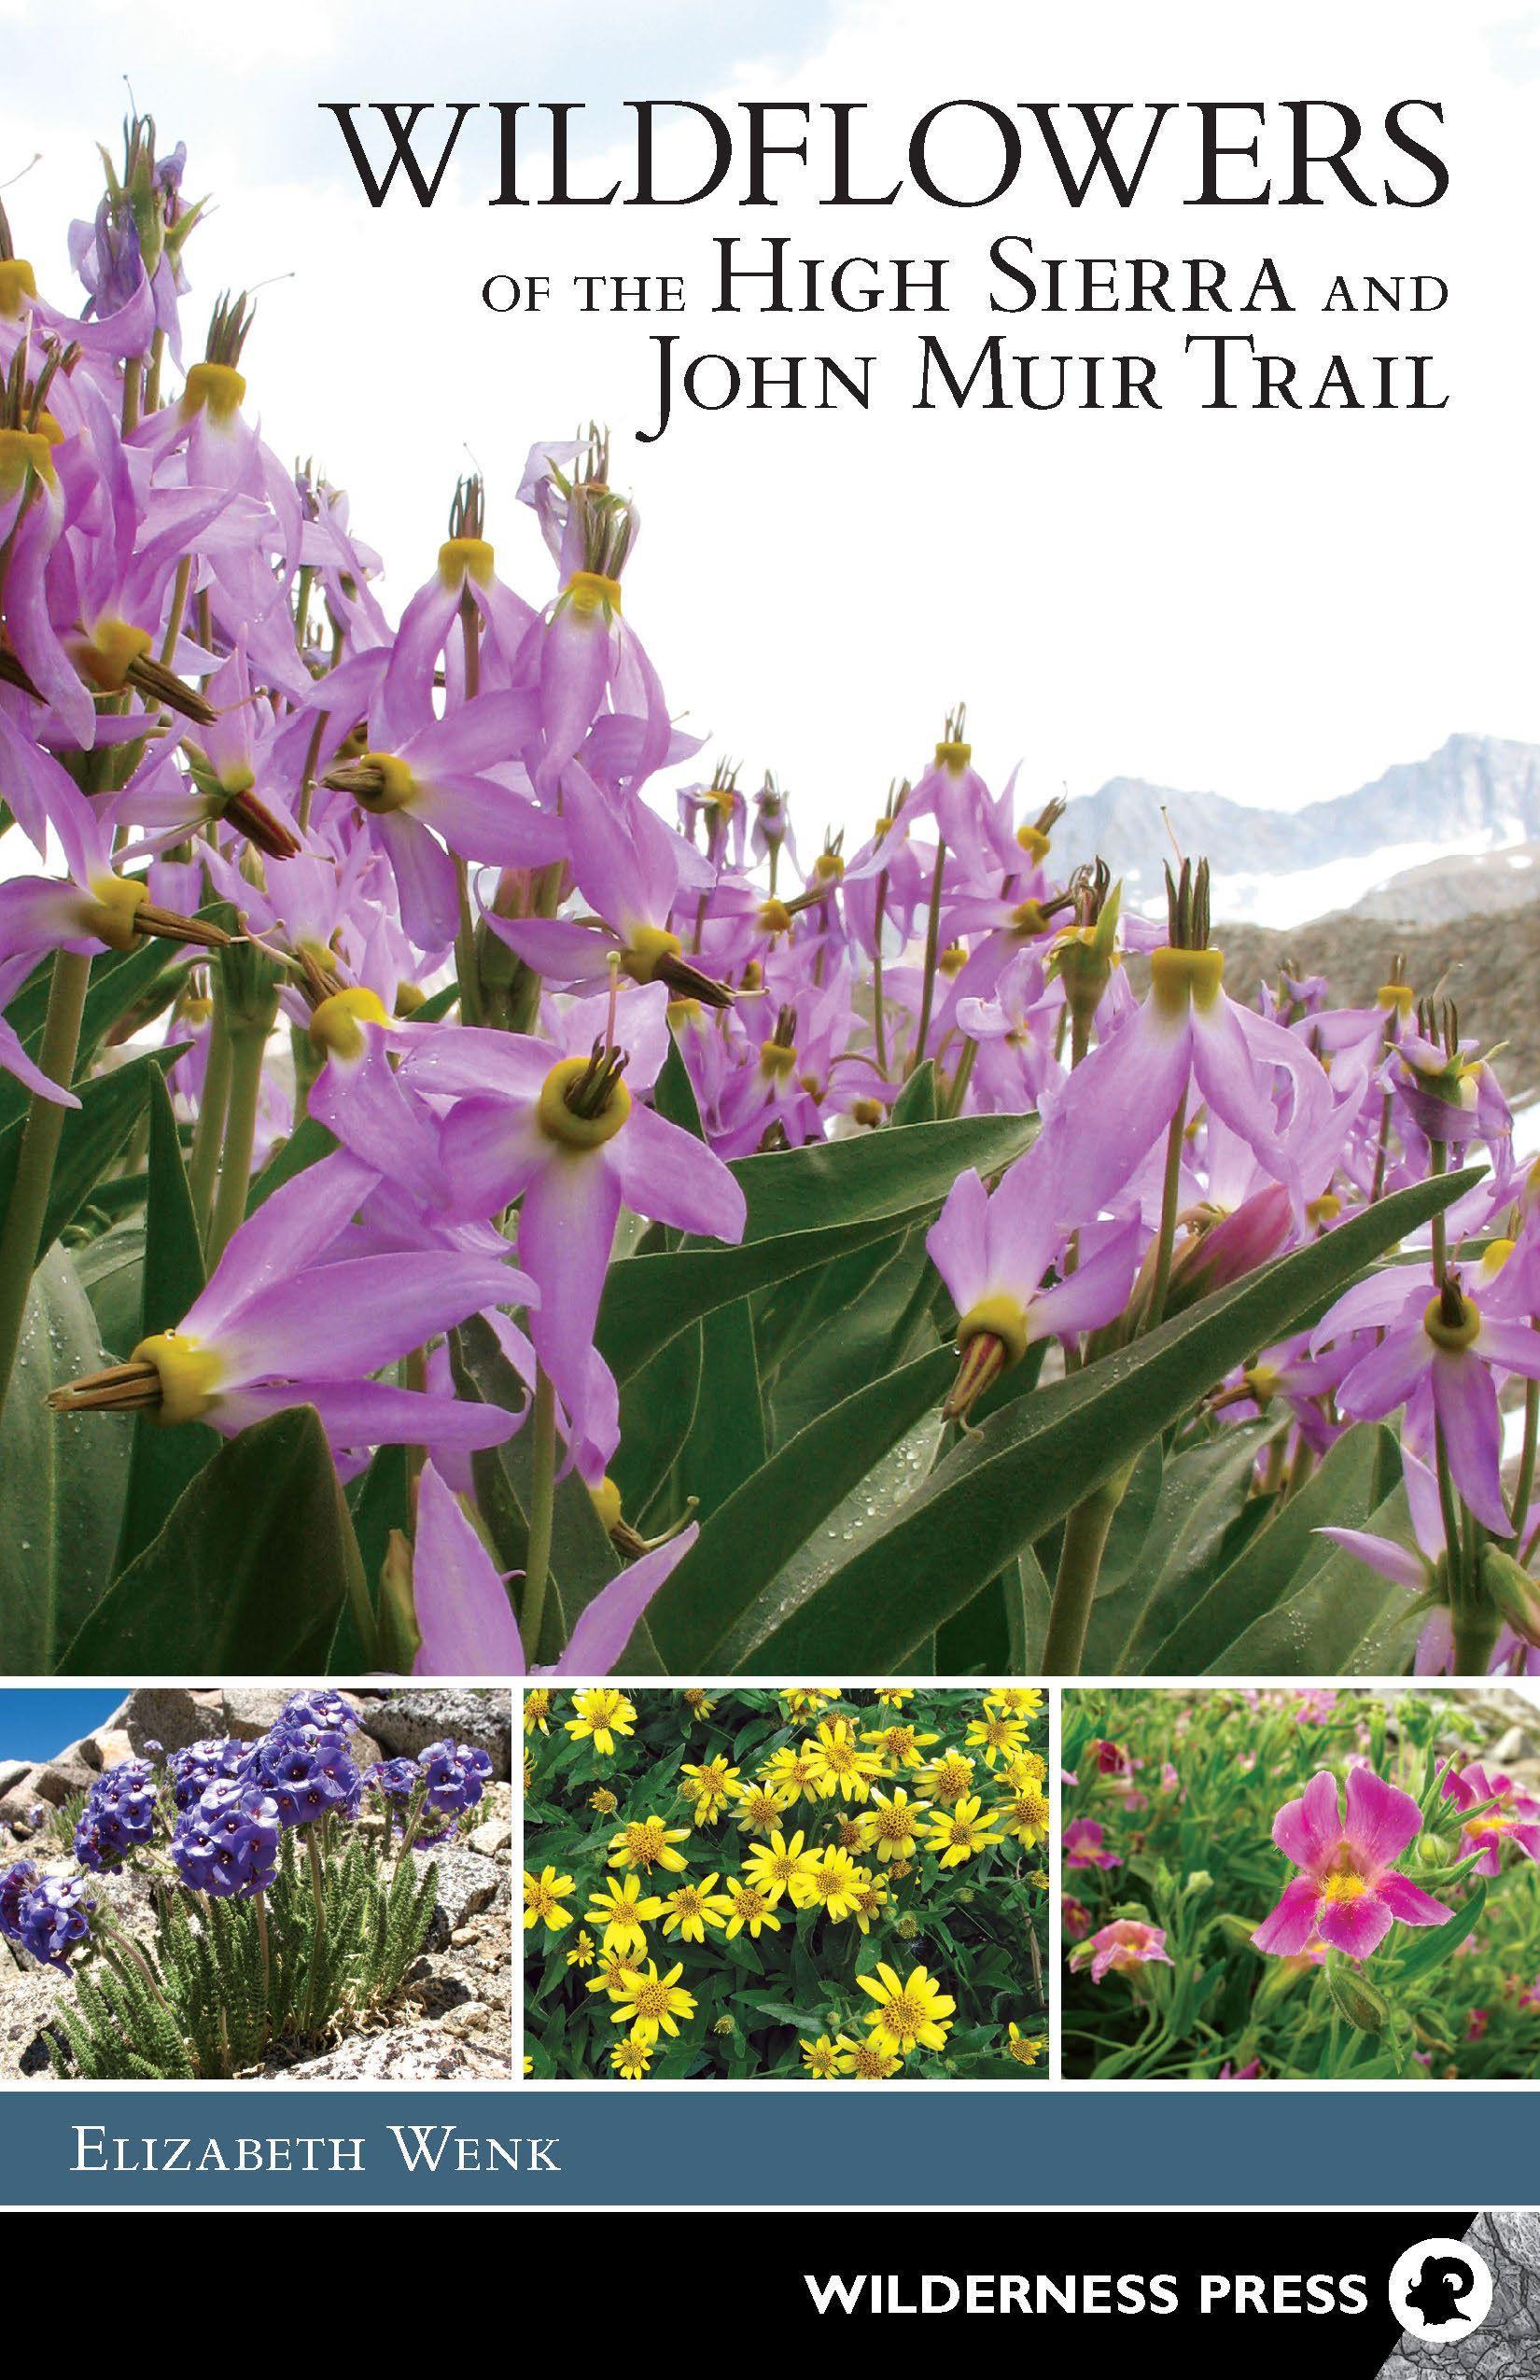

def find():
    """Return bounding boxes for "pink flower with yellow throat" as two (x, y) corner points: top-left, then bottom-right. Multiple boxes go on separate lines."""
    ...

(1069, 1919), (1173, 1984)
(1252, 1768), (1453, 1963)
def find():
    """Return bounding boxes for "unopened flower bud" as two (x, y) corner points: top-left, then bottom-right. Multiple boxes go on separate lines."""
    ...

(1326, 1960), (1388, 2035)
(1481, 1544), (1540, 1648)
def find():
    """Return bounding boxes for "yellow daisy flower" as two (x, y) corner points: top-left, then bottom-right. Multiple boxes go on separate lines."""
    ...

(679, 1757), (740, 1823)
(523, 1866), (574, 1934)
(585, 1945), (638, 1996)
(859, 1785), (931, 1863)
(789, 1845), (863, 1922)
(523, 1689), (553, 1736)
(856, 1962), (957, 2054)
(801, 2034), (845, 2078)
(743, 1828), (817, 1904)
(609, 1814), (692, 1873)
(661, 1872), (733, 1942)
(920, 1748), (976, 1806)
(611, 2030), (655, 2079)
(986, 1687), (1044, 1720)
(1007, 2023), (1047, 2068)
(565, 1687), (637, 1757)
(608, 1960), (696, 2043)
(924, 1794), (1005, 1868)
(996, 1776), (1051, 1850)
(835, 2032), (904, 2078)
(760, 1744), (823, 1802)
(729, 1778), (794, 1836)
(964, 1710), (1029, 1769)
(565, 1928), (595, 1969)
(721, 1876), (783, 1939)
(861, 1719), (940, 1769)
(849, 1865), (890, 1935)
(805, 1718), (885, 1803)
(585, 1872), (666, 1957)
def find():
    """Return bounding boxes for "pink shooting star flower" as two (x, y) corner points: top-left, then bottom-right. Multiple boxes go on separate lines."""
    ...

(1031, 861), (1334, 1231)
(1314, 1239), (1540, 1537)
(1252, 1767), (1453, 1963)
(926, 1141), (1141, 1421)
(407, 1460), (696, 1676)
(401, 982), (745, 1433)
(1440, 1763), (1540, 1878)
(46, 1150), (527, 1463)
(1069, 1919), (1174, 1984)
(1063, 1818), (1122, 1870)
(483, 765), (727, 1007)
(319, 687), (564, 951)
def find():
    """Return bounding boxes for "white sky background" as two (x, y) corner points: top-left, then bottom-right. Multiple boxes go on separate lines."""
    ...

(3, 0), (1539, 849)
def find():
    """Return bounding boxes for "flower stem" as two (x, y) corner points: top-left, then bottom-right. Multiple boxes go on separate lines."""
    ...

(910, 838), (947, 1073)
(186, 998), (232, 1235)
(521, 1365), (558, 1660)
(1509, 1375), (1539, 1548)
(0, 947), (91, 1424)
(1143, 1093), (1188, 1335)
(205, 1023), (267, 1265)
(1042, 1477), (1122, 1675)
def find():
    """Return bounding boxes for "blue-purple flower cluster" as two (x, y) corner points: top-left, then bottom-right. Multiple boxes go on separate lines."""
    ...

(0, 1866), (96, 1970)
(74, 1759), (160, 1871)
(171, 1781), (283, 1898)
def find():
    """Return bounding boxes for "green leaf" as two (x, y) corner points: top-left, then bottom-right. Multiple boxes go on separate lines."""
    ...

(1203, 1477), (1424, 1674)
(677, 1298), (765, 1520)
(742, 1164), (1480, 1673)
(1113, 1426), (1274, 1673)
(0, 931), (188, 1127)
(1395, 1880), (1487, 1980)
(0, 1245), (131, 1668)
(597, 1113), (1033, 1383)
(612, 1323), (702, 1530)
(74, 1215), (147, 1356)
(112, 1073), (218, 1579)
(245, 1113), (338, 1214)
(889, 1060), (938, 1125)
(1146, 1423), (1402, 1673)
(0, 1044), (184, 1266)
(60, 1407), (360, 1672)
(647, 1344), (956, 1673)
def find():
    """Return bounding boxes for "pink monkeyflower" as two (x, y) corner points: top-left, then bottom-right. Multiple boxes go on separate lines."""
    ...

(1440, 1762), (1540, 1878)
(1219, 2057), (1262, 2079)
(1064, 1818), (1121, 1871)
(1466, 2008), (1490, 2042)
(1061, 1895), (1093, 1941)
(1070, 1919), (1174, 1984)
(1252, 1767), (1453, 1963)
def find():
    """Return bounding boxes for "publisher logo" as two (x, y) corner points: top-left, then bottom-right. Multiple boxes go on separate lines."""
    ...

(1389, 2237), (1492, 2343)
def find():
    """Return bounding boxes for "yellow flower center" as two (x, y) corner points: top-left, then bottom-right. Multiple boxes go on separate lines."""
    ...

(81, 875), (149, 953)
(353, 751), (418, 815)
(623, 923), (681, 982)
(934, 738), (972, 772)
(181, 361), (247, 424)
(1016, 823), (1052, 860)
(537, 1055), (632, 1148)
(1320, 1869), (1369, 1903)
(1422, 1292), (1482, 1354)
(438, 536), (496, 588)
(955, 1293), (1031, 1367)
(1150, 945), (1225, 1015)
(0, 259), (37, 319)
(565, 567), (622, 615)
(76, 619), (152, 693)
(0, 423), (55, 495)
(309, 986), (393, 1063)
(760, 1041), (798, 1079)
(133, 1331), (224, 1426)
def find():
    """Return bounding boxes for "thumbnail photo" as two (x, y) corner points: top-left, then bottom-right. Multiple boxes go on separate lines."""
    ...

(0, 1685), (512, 2080)
(523, 1685), (1049, 2080)
(1061, 1684), (1540, 2081)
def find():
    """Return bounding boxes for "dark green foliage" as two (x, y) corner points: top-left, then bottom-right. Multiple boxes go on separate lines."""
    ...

(49, 1828), (439, 2080)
